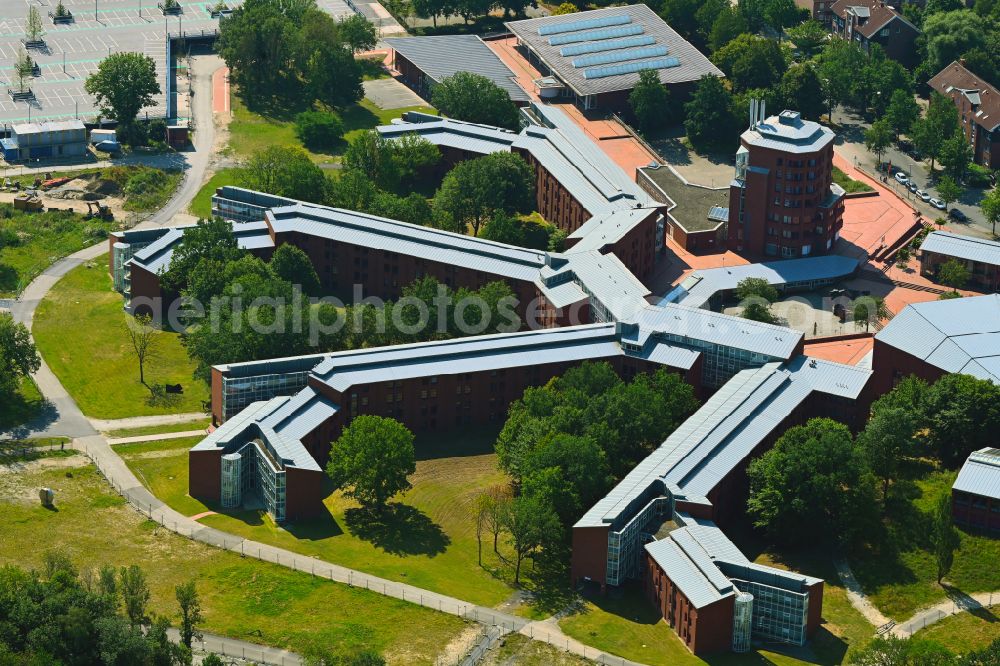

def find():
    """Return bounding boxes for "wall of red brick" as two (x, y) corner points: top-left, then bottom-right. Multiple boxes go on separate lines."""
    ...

(189, 449), (222, 502)
(285, 467), (326, 521)
(870, 338), (945, 398)
(952, 491), (1000, 532)
(571, 525), (610, 589)
(806, 580), (825, 638)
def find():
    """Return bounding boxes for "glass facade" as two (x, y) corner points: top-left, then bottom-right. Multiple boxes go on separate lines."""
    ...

(222, 372), (311, 421)
(732, 592), (754, 653)
(228, 439), (287, 523)
(606, 495), (671, 586)
(730, 577), (810, 646)
(220, 452), (243, 508)
(658, 332), (774, 388)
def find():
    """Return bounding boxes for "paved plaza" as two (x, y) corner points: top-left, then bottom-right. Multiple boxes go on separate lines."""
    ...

(0, 0), (353, 125)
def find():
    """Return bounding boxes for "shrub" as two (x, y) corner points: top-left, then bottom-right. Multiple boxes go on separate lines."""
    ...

(294, 110), (344, 151)
(124, 168), (168, 197)
(147, 118), (167, 143)
(967, 163), (992, 188)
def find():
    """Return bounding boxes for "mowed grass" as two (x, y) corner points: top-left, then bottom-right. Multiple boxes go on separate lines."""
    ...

(918, 605), (1000, 653)
(188, 168), (241, 219)
(121, 428), (528, 609)
(559, 546), (874, 666)
(851, 468), (1000, 621)
(32, 257), (209, 419)
(0, 457), (467, 663)
(0, 377), (46, 432)
(104, 418), (211, 439)
(832, 167), (875, 194)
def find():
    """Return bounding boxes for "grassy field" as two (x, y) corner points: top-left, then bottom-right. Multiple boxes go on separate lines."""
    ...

(104, 418), (211, 439)
(119, 428), (546, 610)
(832, 167), (875, 194)
(188, 168), (241, 219)
(918, 605), (1000, 653)
(851, 468), (1000, 621)
(32, 257), (209, 419)
(559, 544), (875, 666)
(0, 203), (116, 296)
(0, 377), (46, 433)
(0, 454), (467, 663)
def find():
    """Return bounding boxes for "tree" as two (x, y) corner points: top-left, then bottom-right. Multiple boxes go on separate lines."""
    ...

(389, 132), (441, 185)
(629, 69), (672, 132)
(939, 134), (973, 181)
(857, 407), (916, 502)
(238, 146), (328, 202)
(742, 300), (780, 324)
(930, 491), (960, 584)
(912, 93), (960, 172)
(119, 565), (150, 628)
(501, 495), (560, 584)
(0, 312), (40, 397)
(161, 217), (243, 294)
(337, 13), (378, 54)
(981, 186), (1000, 235)
(522, 433), (610, 525)
(865, 118), (894, 165)
(411, 0), (452, 27)
(25, 5), (44, 42)
(684, 75), (740, 152)
(747, 418), (879, 546)
(434, 152), (534, 236)
(818, 40), (866, 119)
(123, 313), (159, 387)
(85, 53), (160, 133)
(708, 7), (748, 52)
(850, 635), (954, 666)
(326, 416), (416, 513)
(202, 655), (225, 666)
(736, 277), (779, 302)
(786, 20), (828, 56)
(431, 72), (520, 131)
(853, 295), (889, 331)
(659, 0), (703, 42)
(270, 242), (321, 296)
(553, 2), (577, 13)
(304, 44), (365, 108)
(175, 581), (203, 649)
(885, 89), (921, 137)
(923, 373), (1000, 467)
(13, 46), (33, 93)
(762, 0), (799, 36)
(779, 63), (825, 121)
(294, 110), (344, 151)
(923, 10), (986, 74)
(937, 257), (970, 290)
(711, 34), (787, 93)
(343, 130), (399, 190)
(936, 175), (962, 209)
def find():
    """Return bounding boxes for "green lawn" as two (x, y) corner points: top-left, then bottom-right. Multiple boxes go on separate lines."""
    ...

(832, 167), (875, 194)
(188, 168), (241, 219)
(0, 456), (467, 662)
(559, 546), (874, 666)
(851, 468), (1000, 621)
(105, 418), (211, 439)
(0, 204), (116, 296)
(121, 428), (541, 610)
(0, 377), (46, 432)
(32, 257), (209, 419)
(919, 605), (1000, 653)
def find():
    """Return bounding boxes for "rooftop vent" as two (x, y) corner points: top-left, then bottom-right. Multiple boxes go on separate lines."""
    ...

(778, 110), (802, 126)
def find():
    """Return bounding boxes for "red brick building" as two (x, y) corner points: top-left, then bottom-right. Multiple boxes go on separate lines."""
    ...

(929, 61), (1000, 170)
(829, 0), (920, 67)
(919, 231), (1000, 292)
(728, 109), (845, 260)
(952, 448), (1000, 533)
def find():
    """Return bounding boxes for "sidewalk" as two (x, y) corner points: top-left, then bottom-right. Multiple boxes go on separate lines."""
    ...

(166, 628), (303, 666)
(106, 430), (208, 446)
(90, 413), (210, 433)
(892, 590), (1000, 639)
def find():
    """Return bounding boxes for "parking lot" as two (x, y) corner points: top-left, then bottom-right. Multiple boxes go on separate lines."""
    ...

(0, 0), (354, 125)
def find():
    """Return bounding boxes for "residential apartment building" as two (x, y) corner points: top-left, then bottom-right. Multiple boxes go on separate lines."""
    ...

(829, 0), (919, 66)
(929, 61), (1000, 169)
(952, 448), (1000, 533)
(919, 231), (1000, 292)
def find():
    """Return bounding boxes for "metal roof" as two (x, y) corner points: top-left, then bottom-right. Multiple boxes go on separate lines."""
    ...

(12, 119), (86, 135)
(954, 448), (1000, 500)
(664, 255), (859, 309)
(740, 111), (836, 154)
(505, 4), (723, 97)
(560, 250), (652, 322)
(385, 35), (530, 102)
(128, 222), (275, 275)
(566, 208), (660, 253)
(645, 538), (734, 608)
(920, 231), (1000, 268)
(875, 294), (1000, 384)
(377, 116), (519, 155)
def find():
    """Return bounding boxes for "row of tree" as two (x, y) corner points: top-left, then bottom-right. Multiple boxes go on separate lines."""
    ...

(850, 634), (1000, 665)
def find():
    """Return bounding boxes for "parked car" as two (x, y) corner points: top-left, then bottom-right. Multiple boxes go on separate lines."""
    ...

(907, 182), (919, 193)
(916, 190), (931, 202)
(894, 172), (909, 185)
(948, 208), (968, 222)
(930, 198), (946, 210)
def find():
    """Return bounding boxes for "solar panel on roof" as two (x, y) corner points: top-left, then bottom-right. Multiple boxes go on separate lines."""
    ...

(583, 56), (680, 79)
(572, 45), (668, 68)
(707, 206), (729, 222)
(549, 24), (645, 46)
(559, 35), (656, 57)
(538, 14), (630, 36)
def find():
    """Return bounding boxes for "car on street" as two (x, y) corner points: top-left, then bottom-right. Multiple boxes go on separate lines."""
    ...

(949, 208), (968, 222)
(894, 172), (909, 185)
(930, 198), (946, 210)
(916, 190), (931, 202)
(908, 182), (919, 193)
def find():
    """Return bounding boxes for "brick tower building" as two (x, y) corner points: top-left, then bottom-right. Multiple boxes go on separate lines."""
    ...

(727, 107), (844, 259)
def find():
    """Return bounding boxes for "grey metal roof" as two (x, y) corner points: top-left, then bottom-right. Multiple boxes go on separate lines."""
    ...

(875, 294), (1000, 384)
(561, 250), (652, 322)
(377, 117), (518, 155)
(566, 207), (660, 253)
(920, 231), (1000, 268)
(954, 448), (1000, 500)
(741, 111), (836, 154)
(664, 255), (859, 309)
(128, 222), (275, 275)
(12, 119), (86, 135)
(645, 538), (734, 608)
(266, 203), (548, 283)
(385, 35), (530, 102)
(505, 5), (723, 97)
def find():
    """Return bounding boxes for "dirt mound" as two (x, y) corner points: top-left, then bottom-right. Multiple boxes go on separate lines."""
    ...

(47, 188), (104, 201)
(71, 171), (122, 196)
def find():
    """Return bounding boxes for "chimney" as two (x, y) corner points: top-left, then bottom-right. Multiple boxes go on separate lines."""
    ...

(959, 57), (967, 67)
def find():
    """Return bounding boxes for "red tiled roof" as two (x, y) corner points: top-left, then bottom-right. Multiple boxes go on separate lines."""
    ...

(928, 61), (1000, 132)
(829, 0), (916, 38)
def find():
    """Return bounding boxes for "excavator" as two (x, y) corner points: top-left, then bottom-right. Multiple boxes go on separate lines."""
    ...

(84, 201), (114, 221)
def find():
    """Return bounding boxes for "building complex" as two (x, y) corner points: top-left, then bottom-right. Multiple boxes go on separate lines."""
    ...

(919, 231), (1000, 292)
(929, 61), (1000, 170)
(952, 448), (1000, 533)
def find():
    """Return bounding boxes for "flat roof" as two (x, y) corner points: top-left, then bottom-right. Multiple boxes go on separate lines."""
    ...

(638, 165), (729, 234)
(12, 120), (86, 135)
(920, 231), (1000, 268)
(954, 448), (1000, 500)
(385, 35), (531, 102)
(666, 255), (859, 309)
(505, 5), (723, 97)
(875, 294), (1000, 384)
